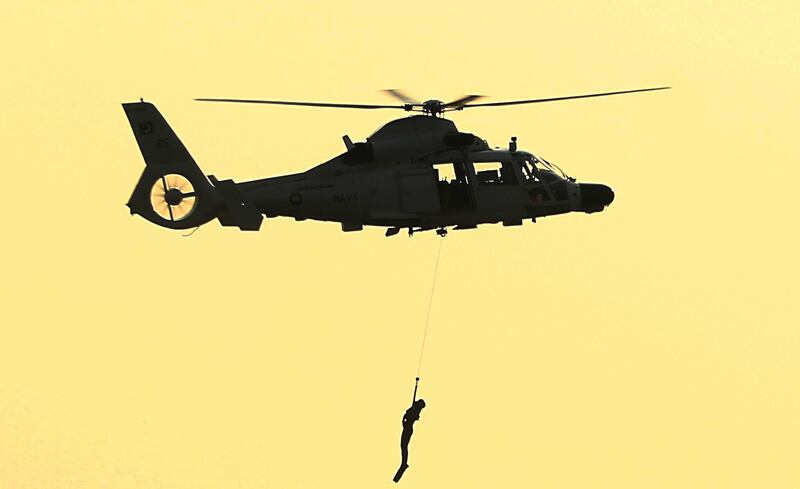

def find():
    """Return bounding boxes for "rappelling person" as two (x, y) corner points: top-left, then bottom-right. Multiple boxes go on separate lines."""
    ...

(393, 378), (426, 483)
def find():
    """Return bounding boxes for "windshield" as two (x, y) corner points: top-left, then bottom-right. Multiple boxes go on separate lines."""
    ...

(519, 154), (571, 182)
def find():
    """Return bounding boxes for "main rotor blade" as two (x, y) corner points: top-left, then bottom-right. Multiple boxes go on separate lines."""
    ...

(461, 87), (671, 108)
(194, 98), (405, 110)
(444, 94), (485, 108)
(382, 89), (419, 105)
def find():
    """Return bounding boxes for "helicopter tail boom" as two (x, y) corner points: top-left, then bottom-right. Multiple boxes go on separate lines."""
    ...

(122, 101), (262, 231)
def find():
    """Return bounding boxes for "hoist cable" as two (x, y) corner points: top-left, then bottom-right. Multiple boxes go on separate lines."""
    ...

(416, 238), (444, 378)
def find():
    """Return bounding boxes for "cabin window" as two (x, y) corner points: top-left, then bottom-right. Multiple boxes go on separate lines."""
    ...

(433, 162), (459, 183)
(473, 162), (518, 186)
(433, 162), (471, 210)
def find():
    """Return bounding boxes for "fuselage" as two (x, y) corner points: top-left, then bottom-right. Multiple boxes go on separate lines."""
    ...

(235, 116), (613, 232)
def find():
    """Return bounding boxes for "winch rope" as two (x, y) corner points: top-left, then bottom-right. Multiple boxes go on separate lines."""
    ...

(416, 238), (444, 378)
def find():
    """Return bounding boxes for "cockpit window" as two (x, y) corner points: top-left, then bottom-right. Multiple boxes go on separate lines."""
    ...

(518, 156), (570, 184)
(519, 159), (539, 182)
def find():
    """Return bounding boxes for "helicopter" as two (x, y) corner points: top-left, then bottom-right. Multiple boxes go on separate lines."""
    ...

(122, 87), (669, 236)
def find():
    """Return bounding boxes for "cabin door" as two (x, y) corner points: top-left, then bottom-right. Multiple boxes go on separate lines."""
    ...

(398, 170), (441, 213)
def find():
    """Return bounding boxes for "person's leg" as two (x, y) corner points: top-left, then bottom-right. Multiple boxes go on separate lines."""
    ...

(394, 440), (410, 483)
(400, 426), (413, 466)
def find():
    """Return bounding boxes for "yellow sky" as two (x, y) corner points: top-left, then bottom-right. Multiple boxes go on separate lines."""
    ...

(2, 1), (799, 488)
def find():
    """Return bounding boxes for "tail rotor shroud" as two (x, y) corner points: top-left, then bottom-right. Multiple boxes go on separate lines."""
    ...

(150, 173), (198, 222)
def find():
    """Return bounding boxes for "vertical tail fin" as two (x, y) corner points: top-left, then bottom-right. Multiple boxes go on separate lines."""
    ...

(123, 101), (197, 167)
(123, 101), (220, 229)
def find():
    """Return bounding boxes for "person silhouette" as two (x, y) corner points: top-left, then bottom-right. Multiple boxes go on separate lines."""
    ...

(393, 398), (426, 483)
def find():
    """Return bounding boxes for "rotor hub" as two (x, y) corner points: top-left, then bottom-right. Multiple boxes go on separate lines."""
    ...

(164, 188), (183, 206)
(422, 99), (445, 115)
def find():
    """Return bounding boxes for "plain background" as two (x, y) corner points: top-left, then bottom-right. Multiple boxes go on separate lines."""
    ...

(2, 1), (798, 487)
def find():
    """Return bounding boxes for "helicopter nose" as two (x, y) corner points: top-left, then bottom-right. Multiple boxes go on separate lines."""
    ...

(579, 183), (614, 212)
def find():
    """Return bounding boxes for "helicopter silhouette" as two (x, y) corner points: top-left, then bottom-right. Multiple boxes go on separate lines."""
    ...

(122, 87), (668, 236)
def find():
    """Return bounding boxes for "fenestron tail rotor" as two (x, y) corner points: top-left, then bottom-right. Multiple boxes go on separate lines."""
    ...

(150, 174), (197, 222)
